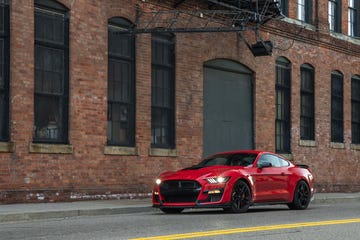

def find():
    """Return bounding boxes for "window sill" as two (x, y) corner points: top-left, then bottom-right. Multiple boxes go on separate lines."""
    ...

(330, 142), (345, 149)
(299, 140), (317, 147)
(0, 142), (15, 152)
(29, 143), (73, 154)
(104, 146), (138, 156)
(350, 144), (360, 151)
(149, 148), (177, 157)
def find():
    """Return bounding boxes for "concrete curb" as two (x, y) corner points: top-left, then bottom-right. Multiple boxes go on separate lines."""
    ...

(0, 206), (154, 223)
(0, 193), (359, 223)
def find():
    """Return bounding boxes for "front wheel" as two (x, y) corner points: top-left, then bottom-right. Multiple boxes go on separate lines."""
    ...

(224, 180), (251, 213)
(288, 180), (311, 210)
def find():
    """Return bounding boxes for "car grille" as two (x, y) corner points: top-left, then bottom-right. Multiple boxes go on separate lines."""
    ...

(160, 180), (201, 203)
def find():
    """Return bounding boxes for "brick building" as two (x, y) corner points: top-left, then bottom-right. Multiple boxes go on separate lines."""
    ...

(0, 0), (359, 203)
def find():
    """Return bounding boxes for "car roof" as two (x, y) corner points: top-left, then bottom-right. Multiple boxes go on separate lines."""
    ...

(209, 150), (264, 156)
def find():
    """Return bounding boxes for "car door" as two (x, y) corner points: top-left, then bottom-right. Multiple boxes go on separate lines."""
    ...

(252, 154), (290, 202)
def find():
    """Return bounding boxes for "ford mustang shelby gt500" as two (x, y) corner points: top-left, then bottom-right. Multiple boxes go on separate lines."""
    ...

(153, 150), (314, 213)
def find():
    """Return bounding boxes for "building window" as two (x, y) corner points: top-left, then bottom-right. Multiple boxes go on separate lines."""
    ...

(331, 71), (344, 143)
(348, 0), (359, 37)
(151, 33), (175, 149)
(352, 76), (360, 144)
(280, 0), (288, 17)
(275, 57), (291, 153)
(107, 18), (135, 147)
(34, 0), (69, 143)
(0, 0), (10, 141)
(329, 0), (341, 33)
(300, 64), (315, 140)
(297, 0), (312, 24)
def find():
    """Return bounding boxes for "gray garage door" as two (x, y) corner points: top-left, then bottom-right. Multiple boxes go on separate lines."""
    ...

(203, 59), (253, 157)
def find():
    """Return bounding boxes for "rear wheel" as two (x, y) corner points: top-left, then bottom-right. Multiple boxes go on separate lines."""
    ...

(224, 180), (251, 213)
(160, 208), (184, 214)
(288, 180), (311, 210)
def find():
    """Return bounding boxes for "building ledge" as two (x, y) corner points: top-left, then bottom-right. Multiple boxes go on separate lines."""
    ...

(299, 140), (317, 147)
(0, 141), (15, 152)
(104, 146), (138, 156)
(29, 143), (73, 154)
(149, 148), (177, 157)
(350, 144), (360, 151)
(330, 142), (345, 149)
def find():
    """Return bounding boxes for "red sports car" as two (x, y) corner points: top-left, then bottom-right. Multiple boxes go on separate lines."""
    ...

(152, 150), (314, 213)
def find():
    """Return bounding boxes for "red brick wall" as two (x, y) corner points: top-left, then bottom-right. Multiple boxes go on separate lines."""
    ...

(1, 0), (359, 203)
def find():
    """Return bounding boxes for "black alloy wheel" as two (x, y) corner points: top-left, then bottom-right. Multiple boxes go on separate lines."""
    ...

(288, 180), (311, 210)
(160, 208), (184, 214)
(225, 180), (251, 213)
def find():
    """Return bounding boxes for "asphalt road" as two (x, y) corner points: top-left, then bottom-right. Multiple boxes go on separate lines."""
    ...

(1, 202), (360, 240)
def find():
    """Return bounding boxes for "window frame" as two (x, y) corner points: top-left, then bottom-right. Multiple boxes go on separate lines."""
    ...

(280, 0), (288, 17)
(0, 0), (10, 142)
(331, 71), (344, 143)
(107, 17), (136, 147)
(348, 0), (359, 37)
(297, 0), (312, 24)
(351, 75), (360, 144)
(33, 0), (70, 144)
(300, 64), (315, 141)
(151, 32), (176, 149)
(329, 0), (342, 33)
(275, 57), (291, 154)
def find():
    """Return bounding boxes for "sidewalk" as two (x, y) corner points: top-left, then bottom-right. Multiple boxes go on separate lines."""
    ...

(0, 193), (359, 223)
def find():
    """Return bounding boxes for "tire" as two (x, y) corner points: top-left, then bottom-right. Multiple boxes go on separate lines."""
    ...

(288, 180), (311, 210)
(224, 180), (251, 213)
(160, 208), (184, 214)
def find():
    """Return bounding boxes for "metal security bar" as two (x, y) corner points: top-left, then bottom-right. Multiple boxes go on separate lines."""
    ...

(132, 0), (283, 33)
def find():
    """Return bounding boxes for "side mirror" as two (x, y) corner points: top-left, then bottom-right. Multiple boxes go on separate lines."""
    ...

(258, 162), (272, 169)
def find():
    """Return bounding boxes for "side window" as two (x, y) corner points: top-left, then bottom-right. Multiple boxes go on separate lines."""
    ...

(258, 154), (280, 167)
(0, 0), (10, 141)
(34, 0), (69, 143)
(278, 157), (290, 167)
(107, 17), (135, 147)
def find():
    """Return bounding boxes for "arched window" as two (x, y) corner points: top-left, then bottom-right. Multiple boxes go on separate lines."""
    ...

(151, 32), (175, 148)
(300, 64), (315, 140)
(34, 0), (69, 143)
(0, 0), (10, 141)
(107, 17), (135, 146)
(275, 57), (291, 153)
(331, 71), (344, 142)
(351, 75), (360, 144)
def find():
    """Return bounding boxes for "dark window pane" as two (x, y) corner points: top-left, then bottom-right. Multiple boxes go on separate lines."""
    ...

(35, 9), (65, 44)
(107, 18), (135, 146)
(275, 58), (291, 153)
(0, 39), (3, 87)
(34, 95), (64, 141)
(331, 72), (344, 142)
(34, 4), (69, 144)
(0, 1), (9, 141)
(151, 33), (175, 148)
(352, 77), (360, 143)
(35, 45), (64, 94)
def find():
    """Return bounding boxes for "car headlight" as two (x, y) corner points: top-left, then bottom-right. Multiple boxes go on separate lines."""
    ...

(206, 176), (230, 184)
(155, 179), (162, 185)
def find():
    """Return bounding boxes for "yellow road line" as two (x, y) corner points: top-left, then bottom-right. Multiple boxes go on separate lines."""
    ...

(130, 218), (360, 240)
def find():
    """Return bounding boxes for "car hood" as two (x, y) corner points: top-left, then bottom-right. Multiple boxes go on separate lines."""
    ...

(159, 166), (236, 181)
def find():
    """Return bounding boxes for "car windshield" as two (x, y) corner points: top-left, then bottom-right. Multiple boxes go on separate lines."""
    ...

(187, 153), (258, 169)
